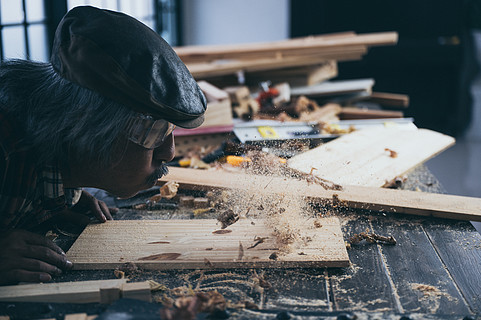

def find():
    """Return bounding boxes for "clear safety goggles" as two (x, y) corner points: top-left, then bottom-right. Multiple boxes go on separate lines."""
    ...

(125, 114), (176, 149)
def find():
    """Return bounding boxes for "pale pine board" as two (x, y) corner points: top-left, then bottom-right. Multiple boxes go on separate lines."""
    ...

(288, 127), (455, 187)
(158, 167), (481, 222)
(0, 279), (127, 303)
(66, 218), (349, 270)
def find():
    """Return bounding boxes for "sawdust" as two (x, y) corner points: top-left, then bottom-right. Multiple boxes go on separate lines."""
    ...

(410, 282), (455, 313)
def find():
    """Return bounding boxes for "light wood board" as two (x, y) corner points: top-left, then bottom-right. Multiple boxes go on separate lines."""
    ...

(175, 32), (398, 63)
(0, 279), (127, 303)
(290, 79), (375, 98)
(66, 218), (350, 270)
(157, 167), (481, 222)
(287, 126), (455, 187)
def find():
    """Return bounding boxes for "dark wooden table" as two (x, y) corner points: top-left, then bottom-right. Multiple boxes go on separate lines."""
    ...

(1, 166), (480, 320)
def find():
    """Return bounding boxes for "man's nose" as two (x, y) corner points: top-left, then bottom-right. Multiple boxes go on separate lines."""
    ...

(153, 134), (175, 162)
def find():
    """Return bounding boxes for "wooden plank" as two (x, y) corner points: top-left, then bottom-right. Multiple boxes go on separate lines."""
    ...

(157, 167), (481, 222)
(290, 79), (375, 98)
(339, 107), (404, 120)
(64, 314), (88, 320)
(121, 282), (152, 302)
(245, 61), (338, 87)
(66, 218), (349, 270)
(186, 49), (365, 79)
(175, 32), (398, 63)
(197, 99), (233, 128)
(197, 80), (229, 101)
(423, 221), (481, 313)
(287, 127), (455, 187)
(369, 92), (410, 108)
(329, 217), (399, 312)
(0, 279), (127, 303)
(266, 269), (331, 311)
(368, 217), (471, 315)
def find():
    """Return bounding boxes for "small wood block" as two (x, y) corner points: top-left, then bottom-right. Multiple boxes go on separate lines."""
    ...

(197, 80), (229, 101)
(193, 197), (209, 208)
(99, 287), (120, 304)
(179, 196), (195, 207)
(64, 314), (88, 320)
(0, 317), (10, 320)
(121, 282), (151, 302)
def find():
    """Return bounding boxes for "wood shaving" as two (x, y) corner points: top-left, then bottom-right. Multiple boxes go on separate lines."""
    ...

(349, 231), (397, 245)
(385, 148), (398, 158)
(247, 236), (268, 249)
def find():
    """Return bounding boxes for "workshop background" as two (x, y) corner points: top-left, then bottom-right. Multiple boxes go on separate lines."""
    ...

(0, 0), (479, 199)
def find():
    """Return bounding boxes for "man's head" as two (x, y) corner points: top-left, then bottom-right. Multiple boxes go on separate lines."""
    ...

(46, 6), (207, 197)
(51, 5), (206, 128)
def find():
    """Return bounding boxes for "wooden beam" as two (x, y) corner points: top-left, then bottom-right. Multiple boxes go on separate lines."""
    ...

(158, 167), (481, 222)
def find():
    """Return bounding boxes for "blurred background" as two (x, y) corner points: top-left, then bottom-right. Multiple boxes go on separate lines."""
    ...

(0, 0), (479, 198)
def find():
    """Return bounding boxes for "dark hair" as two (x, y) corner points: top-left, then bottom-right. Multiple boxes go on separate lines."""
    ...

(0, 59), (135, 166)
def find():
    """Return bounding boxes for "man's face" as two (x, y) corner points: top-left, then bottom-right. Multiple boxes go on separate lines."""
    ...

(87, 134), (175, 198)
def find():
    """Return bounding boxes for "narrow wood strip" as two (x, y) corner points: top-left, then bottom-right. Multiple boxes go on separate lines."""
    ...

(0, 279), (127, 303)
(175, 32), (398, 62)
(158, 167), (481, 222)
(423, 222), (481, 313)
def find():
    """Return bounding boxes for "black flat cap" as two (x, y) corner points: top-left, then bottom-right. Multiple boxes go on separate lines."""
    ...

(51, 6), (206, 128)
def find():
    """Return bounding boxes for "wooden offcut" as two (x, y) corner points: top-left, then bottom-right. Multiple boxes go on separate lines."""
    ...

(66, 218), (349, 270)
(287, 127), (455, 187)
(0, 279), (127, 303)
(157, 167), (481, 222)
(290, 79), (375, 98)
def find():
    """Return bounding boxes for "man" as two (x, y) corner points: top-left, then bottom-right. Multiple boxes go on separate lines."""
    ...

(0, 6), (206, 285)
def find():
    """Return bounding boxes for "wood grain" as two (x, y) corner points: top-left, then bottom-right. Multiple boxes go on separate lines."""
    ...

(66, 218), (349, 270)
(157, 167), (481, 222)
(287, 127), (455, 187)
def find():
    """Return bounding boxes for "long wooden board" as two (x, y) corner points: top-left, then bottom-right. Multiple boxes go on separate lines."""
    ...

(175, 32), (398, 63)
(288, 126), (455, 187)
(66, 218), (349, 270)
(158, 167), (481, 222)
(0, 279), (127, 303)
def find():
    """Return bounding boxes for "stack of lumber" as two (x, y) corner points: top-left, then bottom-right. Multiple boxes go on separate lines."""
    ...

(175, 31), (398, 82)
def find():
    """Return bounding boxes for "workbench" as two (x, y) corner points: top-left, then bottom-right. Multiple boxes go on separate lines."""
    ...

(0, 165), (479, 320)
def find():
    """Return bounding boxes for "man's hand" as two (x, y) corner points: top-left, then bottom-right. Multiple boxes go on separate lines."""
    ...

(72, 190), (118, 223)
(0, 230), (73, 285)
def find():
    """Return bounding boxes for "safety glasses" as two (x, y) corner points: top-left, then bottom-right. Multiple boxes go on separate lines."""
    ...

(125, 114), (176, 149)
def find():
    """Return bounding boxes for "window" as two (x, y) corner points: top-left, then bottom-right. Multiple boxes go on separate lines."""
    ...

(66, 0), (180, 45)
(0, 0), (180, 62)
(0, 0), (49, 61)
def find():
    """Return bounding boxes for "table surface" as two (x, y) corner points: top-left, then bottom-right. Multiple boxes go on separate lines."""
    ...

(1, 166), (480, 320)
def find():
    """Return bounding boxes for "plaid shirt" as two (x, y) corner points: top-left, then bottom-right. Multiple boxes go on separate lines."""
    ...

(0, 110), (81, 231)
